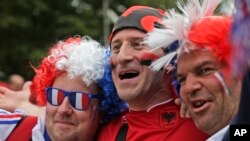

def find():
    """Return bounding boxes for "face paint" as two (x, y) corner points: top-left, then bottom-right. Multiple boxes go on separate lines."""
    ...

(213, 72), (231, 96)
(140, 52), (160, 66)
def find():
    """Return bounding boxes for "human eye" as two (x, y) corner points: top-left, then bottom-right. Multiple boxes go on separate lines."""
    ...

(131, 42), (140, 47)
(111, 44), (120, 54)
(131, 41), (145, 50)
(177, 76), (186, 86)
(197, 66), (216, 76)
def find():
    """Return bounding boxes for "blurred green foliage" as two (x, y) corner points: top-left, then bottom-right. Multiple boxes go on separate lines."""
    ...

(0, 0), (231, 81)
(0, 0), (176, 81)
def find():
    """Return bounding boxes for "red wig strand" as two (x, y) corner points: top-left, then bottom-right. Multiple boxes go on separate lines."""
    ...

(188, 16), (233, 73)
(31, 37), (81, 106)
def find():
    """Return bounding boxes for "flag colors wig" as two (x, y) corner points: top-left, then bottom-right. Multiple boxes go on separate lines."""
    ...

(32, 36), (127, 123)
(188, 16), (232, 70)
(144, 0), (233, 73)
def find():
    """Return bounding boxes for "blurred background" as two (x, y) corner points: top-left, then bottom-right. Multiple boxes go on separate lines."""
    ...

(0, 0), (232, 83)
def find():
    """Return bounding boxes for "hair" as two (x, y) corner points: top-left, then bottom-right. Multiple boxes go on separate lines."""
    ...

(31, 36), (127, 123)
(187, 16), (232, 69)
(144, 0), (233, 73)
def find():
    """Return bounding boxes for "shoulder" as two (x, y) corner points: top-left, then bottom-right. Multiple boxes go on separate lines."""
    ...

(96, 114), (124, 141)
(0, 110), (24, 140)
(0, 109), (23, 125)
(170, 118), (209, 140)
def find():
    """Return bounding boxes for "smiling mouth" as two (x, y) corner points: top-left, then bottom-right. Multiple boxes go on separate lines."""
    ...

(56, 120), (75, 126)
(192, 101), (206, 108)
(190, 99), (212, 114)
(119, 71), (139, 80)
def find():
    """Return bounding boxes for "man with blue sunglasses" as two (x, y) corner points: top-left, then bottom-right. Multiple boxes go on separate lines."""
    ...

(0, 36), (127, 141)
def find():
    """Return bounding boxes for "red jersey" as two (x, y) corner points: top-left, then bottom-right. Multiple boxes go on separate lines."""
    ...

(97, 99), (209, 141)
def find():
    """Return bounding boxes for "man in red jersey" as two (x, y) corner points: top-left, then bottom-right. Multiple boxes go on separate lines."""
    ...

(97, 6), (208, 141)
(143, 0), (243, 140)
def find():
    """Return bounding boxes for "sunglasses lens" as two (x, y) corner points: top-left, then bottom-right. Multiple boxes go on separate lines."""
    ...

(69, 92), (89, 110)
(46, 87), (96, 110)
(46, 88), (65, 106)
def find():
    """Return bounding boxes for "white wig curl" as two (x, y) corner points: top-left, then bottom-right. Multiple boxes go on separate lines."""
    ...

(48, 36), (107, 86)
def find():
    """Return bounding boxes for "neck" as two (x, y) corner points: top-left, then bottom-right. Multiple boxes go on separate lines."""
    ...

(128, 85), (173, 111)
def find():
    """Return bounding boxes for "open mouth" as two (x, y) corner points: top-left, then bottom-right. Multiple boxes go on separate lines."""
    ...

(119, 71), (139, 80)
(192, 101), (206, 108)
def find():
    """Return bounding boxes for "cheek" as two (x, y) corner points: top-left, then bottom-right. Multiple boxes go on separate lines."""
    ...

(110, 55), (118, 71)
(46, 103), (57, 115)
(145, 70), (164, 88)
(75, 107), (98, 127)
(179, 88), (188, 102)
(110, 55), (117, 66)
(204, 76), (225, 96)
(111, 71), (118, 84)
(45, 105), (55, 126)
(142, 67), (154, 81)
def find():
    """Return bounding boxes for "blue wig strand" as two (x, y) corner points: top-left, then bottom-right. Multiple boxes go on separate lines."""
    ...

(97, 48), (128, 124)
(232, 0), (250, 75)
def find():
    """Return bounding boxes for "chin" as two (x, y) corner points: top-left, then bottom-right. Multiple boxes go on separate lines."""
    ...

(53, 134), (78, 141)
(118, 94), (130, 101)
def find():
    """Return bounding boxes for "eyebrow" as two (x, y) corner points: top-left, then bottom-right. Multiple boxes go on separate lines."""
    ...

(195, 61), (215, 70)
(111, 36), (144, 43)
(177, 60), (214, 78)
(110, 40), (120, 45)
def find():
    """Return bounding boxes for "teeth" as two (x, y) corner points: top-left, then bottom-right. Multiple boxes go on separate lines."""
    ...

(194, 101), (205, 107)
(119, 70), (139, 80)
(121, 71), (137, 75)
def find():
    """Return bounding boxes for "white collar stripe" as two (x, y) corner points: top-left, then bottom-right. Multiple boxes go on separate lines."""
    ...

(76, 93), (83, 109)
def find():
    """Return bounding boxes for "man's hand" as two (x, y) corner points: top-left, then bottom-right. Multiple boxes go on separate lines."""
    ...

(174, 98), (191, 118)
(0, 81), (45, 116)
(0, 86), (19, 112)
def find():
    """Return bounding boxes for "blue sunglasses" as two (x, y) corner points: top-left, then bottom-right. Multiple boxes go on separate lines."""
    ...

(45, 87), (102, 110)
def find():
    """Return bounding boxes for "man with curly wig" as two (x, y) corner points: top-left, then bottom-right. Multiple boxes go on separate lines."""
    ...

(0, 36), (127, 141)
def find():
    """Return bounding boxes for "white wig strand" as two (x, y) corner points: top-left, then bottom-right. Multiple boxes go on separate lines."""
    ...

(55, 37), (107, 86)
(150, 51), (177, 71)
(219, 0), (234, 16)
(144, 0), (222, 71)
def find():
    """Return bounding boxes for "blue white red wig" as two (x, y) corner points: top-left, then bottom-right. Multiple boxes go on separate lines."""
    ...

(143, 0), (234, 96)
(143, 0), (233, 72)
(32, 36), (127, 123)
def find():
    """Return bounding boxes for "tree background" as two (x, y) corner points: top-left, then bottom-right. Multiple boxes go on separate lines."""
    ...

(0, 0), (232, 82)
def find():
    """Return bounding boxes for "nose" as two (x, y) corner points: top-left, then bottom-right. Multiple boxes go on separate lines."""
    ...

(182, 73), (202, 96)
(57, 97), (73, 115)
(115, 44), (134, 64)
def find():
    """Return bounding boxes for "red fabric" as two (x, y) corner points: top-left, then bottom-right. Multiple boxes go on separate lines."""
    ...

(0, 81), (10, 88)
(6, 116), (38, 141)
(97, 100), (209, 141)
